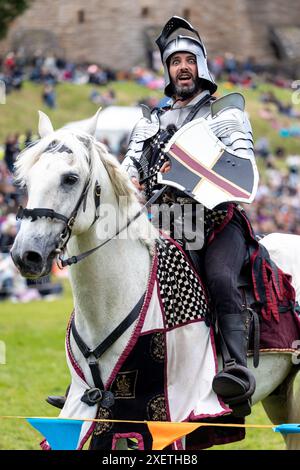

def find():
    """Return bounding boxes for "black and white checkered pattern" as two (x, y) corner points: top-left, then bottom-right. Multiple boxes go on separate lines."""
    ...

(156, 237), (209, 328)
(207, 208), (228, 227)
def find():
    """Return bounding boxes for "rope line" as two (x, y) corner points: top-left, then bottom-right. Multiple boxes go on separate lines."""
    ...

(0, 415), (276, 428)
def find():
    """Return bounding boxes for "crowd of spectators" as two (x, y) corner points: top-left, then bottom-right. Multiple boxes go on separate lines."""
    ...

(0, 137), (64, 302)
(0, 49), (300, 302)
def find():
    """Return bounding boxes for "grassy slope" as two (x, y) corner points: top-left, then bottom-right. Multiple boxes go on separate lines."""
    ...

(0, 79), (299, 157)
(0, 80), (162, 144)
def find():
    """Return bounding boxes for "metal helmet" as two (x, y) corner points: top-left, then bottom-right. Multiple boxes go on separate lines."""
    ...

(156, 16), (217, 97)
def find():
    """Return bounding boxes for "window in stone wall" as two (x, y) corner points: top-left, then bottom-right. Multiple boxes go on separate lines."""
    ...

(183, 9), (191, 20)
(78, 10), (85, 24)
(141, 7), (150, 18)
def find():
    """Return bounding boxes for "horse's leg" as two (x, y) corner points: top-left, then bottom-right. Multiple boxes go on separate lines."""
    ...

(286, 371), (300, 450)
(262, 370), (300, 449)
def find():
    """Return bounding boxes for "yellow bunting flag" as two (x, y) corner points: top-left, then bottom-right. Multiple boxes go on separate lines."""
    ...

(147, 421), (201, 450)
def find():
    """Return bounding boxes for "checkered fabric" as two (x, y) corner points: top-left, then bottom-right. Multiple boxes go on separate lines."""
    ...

(204, 207), (229, 234)
(156, 237), (210, 328)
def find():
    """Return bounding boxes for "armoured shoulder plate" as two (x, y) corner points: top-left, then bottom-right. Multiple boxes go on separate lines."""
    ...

(121, 107), (160, 179)
(211, 92), (245, 117)
(207, 94), (254, 159)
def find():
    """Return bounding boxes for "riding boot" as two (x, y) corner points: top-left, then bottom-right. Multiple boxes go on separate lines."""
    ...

(212, 312), (256, 417)
(46, 385), (70, 409)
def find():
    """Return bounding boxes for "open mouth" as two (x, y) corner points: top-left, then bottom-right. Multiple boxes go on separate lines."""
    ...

(177, 74), (193, 83)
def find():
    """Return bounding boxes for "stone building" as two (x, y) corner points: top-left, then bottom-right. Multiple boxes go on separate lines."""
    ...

(0, 0), (299, 69)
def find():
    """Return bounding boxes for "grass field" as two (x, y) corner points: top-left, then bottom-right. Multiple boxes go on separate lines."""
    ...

(0, 280), (285, 450)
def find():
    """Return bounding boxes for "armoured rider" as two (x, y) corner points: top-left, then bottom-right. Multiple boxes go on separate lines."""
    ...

(121, 16), (258, 417)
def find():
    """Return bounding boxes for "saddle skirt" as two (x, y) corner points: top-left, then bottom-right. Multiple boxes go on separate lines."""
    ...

(52, 235), (230, 450)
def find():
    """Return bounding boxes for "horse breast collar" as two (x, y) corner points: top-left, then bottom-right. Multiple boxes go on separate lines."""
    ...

(70, 293), (146, 408)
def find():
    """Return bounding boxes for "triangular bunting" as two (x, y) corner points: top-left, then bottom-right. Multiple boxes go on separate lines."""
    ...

(274, 424), (300, 434)
(147, 421), (201, 450)
(26, 418), (84, 450)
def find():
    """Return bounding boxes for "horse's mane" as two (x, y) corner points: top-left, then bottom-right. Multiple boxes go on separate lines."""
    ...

(15, 129), (91, 186)
(15, 128), (157, 248)
(15, 129), (134, 197)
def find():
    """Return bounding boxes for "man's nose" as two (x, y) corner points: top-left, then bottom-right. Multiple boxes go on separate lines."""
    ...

(179, 62), (189, 70)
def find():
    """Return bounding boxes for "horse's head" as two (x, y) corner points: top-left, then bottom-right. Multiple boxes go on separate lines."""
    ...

(11, 109), (115, 278)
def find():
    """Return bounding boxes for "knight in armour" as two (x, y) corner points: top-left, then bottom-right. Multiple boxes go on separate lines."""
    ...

(122, 16), (258, 417)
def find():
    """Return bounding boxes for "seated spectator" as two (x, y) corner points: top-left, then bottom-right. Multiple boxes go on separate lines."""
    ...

(4, 134), (19, 173)
(42, 84), (56, 109)
(0, 214), (17, 253)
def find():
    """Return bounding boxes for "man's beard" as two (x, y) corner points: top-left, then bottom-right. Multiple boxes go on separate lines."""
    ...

(172, 78), (201, 101)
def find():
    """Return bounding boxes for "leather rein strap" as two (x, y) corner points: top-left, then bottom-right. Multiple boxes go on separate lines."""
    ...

(58, 184), (167, 268)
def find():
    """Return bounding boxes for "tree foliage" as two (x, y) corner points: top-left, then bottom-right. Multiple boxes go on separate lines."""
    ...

(0, 0), (32, 40)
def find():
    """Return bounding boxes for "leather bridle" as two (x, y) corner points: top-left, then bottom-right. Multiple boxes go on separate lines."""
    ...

(16, 176), (102, 264)
(16, 165), (167, 269)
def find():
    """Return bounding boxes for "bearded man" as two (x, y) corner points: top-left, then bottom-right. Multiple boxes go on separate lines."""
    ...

(122, 16), (258, 417)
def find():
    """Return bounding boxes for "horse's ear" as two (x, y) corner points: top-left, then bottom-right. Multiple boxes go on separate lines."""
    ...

(83, 107), (102, 137)
(38, 111), (54, 138)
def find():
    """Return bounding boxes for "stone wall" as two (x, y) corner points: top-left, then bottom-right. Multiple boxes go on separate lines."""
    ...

(0, 0), (299, 68)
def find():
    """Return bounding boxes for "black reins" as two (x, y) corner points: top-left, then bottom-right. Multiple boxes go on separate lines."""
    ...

(58, 185), (166, 268)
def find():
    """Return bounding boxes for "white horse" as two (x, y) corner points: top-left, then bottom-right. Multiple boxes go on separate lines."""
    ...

(11, 111), (300, 450)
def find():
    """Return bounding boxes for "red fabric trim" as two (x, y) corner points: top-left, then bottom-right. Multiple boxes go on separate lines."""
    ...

(239, 208), (295, 323)
(78, 422), (96, 450)
(174, 438), (184, 450)
(66, 312), (86, 382)
(271, 268), (283, 301)
(163, 329), (172, 422)
(112, 433), (144, 450)
(40, 439), (51, 451)
(207, 203), (234, 245)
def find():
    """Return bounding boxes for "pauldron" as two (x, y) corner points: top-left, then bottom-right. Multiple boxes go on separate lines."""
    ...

(121, 106), (160, 180)
(207, 93), (254, 159)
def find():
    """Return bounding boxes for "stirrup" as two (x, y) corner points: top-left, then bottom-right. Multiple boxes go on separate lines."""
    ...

(212, 363), (255, 417)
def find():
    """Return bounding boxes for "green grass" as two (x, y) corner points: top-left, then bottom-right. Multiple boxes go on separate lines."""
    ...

(0, 281), (286, 450)
(0, 283), (72, 450)
(0, 80), (162, 145)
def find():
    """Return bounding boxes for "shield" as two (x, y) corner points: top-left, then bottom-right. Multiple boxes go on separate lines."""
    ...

(157, 117), (258, 210)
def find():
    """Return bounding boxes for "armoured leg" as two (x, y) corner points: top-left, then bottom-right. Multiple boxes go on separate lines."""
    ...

(204, 218), (256, 417)
(212, 312), (255, 417)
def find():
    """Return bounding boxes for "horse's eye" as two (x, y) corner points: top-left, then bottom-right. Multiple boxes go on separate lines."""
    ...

(62, 174), (79, 186)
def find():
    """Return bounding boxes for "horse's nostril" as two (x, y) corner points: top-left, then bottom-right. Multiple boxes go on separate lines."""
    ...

(23, 250), (43, 265)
